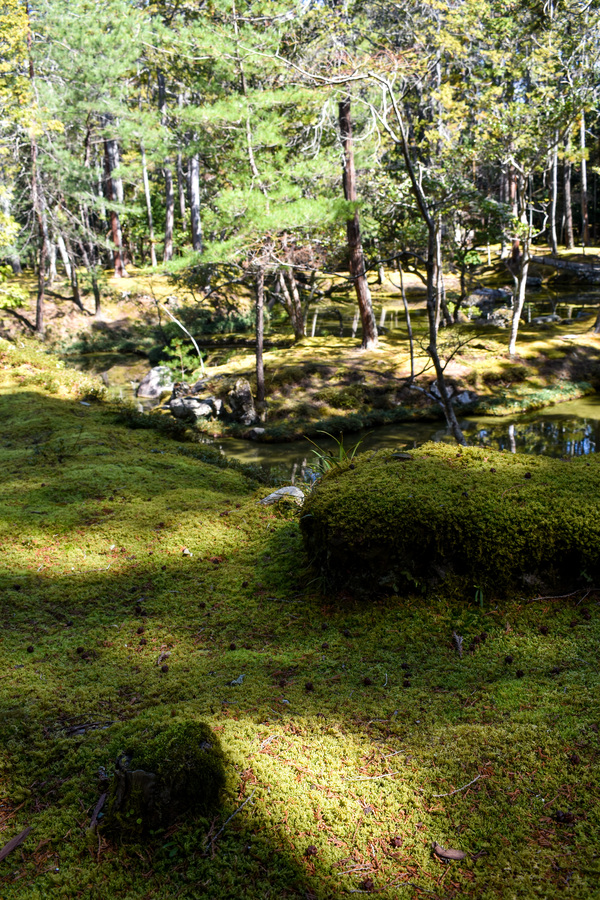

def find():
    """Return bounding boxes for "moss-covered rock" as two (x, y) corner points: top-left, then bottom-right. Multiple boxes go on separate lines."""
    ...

(101, 721), (226, 840)
(300, 442), (600, 598)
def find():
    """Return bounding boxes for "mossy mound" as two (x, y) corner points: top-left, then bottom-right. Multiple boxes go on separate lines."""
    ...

(101, 721), (226, 840)
(301, 442), (600, 598)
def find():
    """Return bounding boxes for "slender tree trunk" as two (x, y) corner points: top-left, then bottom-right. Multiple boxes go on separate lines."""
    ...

(188, 154), (203, 252)
(57, 232), (72, 280)
(64, 234), (83, 311)
(338, 97), (378, 350)
(158, 72), (174, 262)
(255, 266), (266, 418)
(508, 236), (530, 355)
(398, 264), (414, 381)
(101, 116), (126, 277)
(581, 111), (589, 246)
(426, 223), (466, 445)
(141, 142), (157, 266)
(163, 167), (174, 262)
(47, 242), (57, 285)
(27, 9), (45, 335)
(277, 270), (305, 341)
(564, 156), (575, 249)
(35, 233), (46, 336)
(550, 133), (558, 255)
(177, 152), (187, 229)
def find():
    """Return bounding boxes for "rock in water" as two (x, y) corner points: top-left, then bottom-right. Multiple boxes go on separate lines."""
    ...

(101, 721), (226, 840)
(228, 378), (257, 425)
(137, 366), (174, 399)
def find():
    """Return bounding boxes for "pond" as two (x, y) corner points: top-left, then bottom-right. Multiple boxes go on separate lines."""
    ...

(210, 395), (600, 480)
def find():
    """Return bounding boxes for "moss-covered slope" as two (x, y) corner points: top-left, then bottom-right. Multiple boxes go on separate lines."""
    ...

(301, 443), (600, 597)
(2, 340), (600, 900)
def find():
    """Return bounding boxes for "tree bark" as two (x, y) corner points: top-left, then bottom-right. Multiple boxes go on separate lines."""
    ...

(27, 8), (45, 335)
(255, 266), (265, 418)
(581, 111), (589, 246)
(564, 141), (575, 249)
(550, 133), (558, 255)
(338, 97), (378, 350)
(163, 167), (174, 262)
(508, 238), (530, 355)
(188, 154), (203, 252)
(101, 116), (126, 277)
(177, 152), (187, 230)
(57, 232), (72, 280)
(426, 223), (466, 444)
(158, 72), (174, 262)
(141, 142), (157, 267)
(398, 264), (414, 381)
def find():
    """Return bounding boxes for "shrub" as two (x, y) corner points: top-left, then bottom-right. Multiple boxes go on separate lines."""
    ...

(300, 442), (600, 598)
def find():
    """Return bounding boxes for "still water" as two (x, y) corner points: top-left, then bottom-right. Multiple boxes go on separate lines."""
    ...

(214, 396), (600, 479)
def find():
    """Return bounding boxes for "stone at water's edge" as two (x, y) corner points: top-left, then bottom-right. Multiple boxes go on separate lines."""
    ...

(169, 396), (220, 420)
(100, 721), (226, 840)
(228, 378), (257, 425)
(300, 442), (600, 598)
(136, 365), (174, 399)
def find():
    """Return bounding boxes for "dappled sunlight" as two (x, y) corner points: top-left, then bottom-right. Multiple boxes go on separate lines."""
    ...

(1, 340), (599, 898)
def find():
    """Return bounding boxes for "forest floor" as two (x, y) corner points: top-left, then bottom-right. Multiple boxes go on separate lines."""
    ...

(2, 250), (600, 443)
(0, 339), (599, 900)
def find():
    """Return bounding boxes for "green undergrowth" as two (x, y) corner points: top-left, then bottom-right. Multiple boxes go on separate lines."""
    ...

(301, 442), (600, 598)
(0, 339), (600, 899)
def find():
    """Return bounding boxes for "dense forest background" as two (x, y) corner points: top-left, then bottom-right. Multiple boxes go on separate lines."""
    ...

(2, 0), (599, 309)
(2, 0), (600, 434)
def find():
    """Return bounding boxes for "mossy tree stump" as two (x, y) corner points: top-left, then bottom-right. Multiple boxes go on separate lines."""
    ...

(101, 721), (226, 841)
(300, 443), (600, 598)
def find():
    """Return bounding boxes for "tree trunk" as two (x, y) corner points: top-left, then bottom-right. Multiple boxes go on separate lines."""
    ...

(255, 266), (266, 419)
(47, 242), (57, 285)
(30, 140), (46, 337)
(101, 118), (126, 277)
(277, 271), (305, 341)
(426, 223), (465, 445)
(188, 154), (203, 252)
(163, 166), (174, 262)
(57, 233), (72, 280)
(581, 111), (589, 246)
(158, 72), (174, 263)
(564, 153), (575, 249)
(177, 152), (187, 230)
(141, 143), (157, 267)
(508, 239), (530, 355)
(550, 133), (558, 255)
(398, 264), (414, 381)
(338, 97), (378, 350)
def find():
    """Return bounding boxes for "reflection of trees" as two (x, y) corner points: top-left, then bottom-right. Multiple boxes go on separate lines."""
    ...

(465, 417), (597, 456)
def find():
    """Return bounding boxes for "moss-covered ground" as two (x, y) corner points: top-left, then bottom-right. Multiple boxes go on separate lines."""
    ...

(1, 340), (600, 899)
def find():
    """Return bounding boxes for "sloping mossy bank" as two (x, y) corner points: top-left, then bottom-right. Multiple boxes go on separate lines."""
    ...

(301, 442), (600, 598)
(3, 339), (600, 900)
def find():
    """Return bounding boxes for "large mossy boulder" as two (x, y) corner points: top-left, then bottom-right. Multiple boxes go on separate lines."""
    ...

(300, 442), (600, 598)
(101, 721), (226, 841)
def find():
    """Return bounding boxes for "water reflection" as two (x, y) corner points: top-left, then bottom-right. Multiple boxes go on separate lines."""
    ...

(216, 397), (600, 478)
(466, 417), (597, 457)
